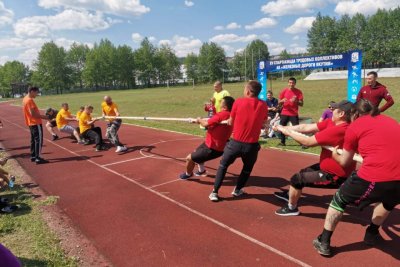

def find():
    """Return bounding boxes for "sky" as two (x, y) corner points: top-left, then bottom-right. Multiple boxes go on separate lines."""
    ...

(0, 0), (399, 66)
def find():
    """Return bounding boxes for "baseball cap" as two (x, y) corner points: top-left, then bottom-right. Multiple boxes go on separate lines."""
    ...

(331, 100), (353, 113)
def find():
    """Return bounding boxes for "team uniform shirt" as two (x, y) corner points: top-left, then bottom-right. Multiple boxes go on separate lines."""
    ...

(315, 119), (355, 177)
(279, 88), (303, 116)
(56, 108), (72, 129)
(101, 101), (118, 122)
(22, 95), (42, 126)
(266, 97), (279, 118)
(356, 82), (393, 108)
(230, 97), (268, 143)
(343, 114), (400, 182)
(76, 111), (82, 119)
(79, 112), (92, 133)
(205, 110), (232, 151)
(213, 90), (230, 112)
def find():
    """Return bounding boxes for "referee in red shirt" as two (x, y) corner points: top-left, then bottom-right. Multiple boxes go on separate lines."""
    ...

(209, 81), (268, 202)
(356, 71), (394, 112)
(312, 99), (400, 256)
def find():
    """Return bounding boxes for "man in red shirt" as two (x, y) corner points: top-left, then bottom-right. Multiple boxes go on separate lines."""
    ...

(278, 77), (303, 146)
(209, 81), (268, 202)
(356, 71), (394, 112)
(312, 99), (400, 256)
(179, 96), (234, 179)
(274, 100), (356, 216)
(22, 87), (49, 164)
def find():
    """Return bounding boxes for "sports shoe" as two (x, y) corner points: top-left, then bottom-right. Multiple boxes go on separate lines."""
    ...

(83, 139), (91, 145)
(52, 135), (59, 141)
(275, 206), (300, 216)
(35, 157), (49, 165)
(209, 192), (219, 202)
(312, 235), (331, 256)
(274, 191), (289, 202)
(232, 188), (246, 197)
(364, 227), (383, 246)
(115, 146), (127, 153)
(179, 172), (192, 180)
(0, 205), (18, 213)
(194, 170), (207, 176)
(30, 157), (35, 162)
(95, 145), (106, 152)
(77, 140), (85, 145)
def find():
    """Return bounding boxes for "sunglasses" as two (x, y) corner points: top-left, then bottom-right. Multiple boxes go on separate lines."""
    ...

(329, 106), (335, 109)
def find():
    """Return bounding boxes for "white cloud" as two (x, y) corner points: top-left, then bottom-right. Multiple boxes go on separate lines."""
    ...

(214, 22), (241, 31)
(209, 34), (258, 44)
(148, 36), (157, 42)
(184, 0), (194, 7)
(38, 0), (150, 17)
(293, 35), (300, 40)
(245, 17), (277, 30)
(158, 39), (172, 46)
(0, 1), (14, 27)
(335, 0), (400, 16)
(261, 0), (326, 16)
(284, 17), (316, 34)
(17, 48), (40, 66)
(160, 35), (202, 57)
(14, 10), (117, 37)
(0, 55), (10, 65)
(221, 44), (235, 55)
(287, 46), (307, 54)
(131, 33), (143, 43)
(266, 42), (285, 55)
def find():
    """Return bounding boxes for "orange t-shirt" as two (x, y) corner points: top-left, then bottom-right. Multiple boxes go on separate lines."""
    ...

(101, 101), (118, 122)
(22, 95), (42, 126)
(79, 111), (92, 133)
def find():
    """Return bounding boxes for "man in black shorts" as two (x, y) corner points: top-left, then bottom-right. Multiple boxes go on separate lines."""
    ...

(179, 96), (234, 179)
(45, 108), (59, 140)
(313, 99), (400, 256)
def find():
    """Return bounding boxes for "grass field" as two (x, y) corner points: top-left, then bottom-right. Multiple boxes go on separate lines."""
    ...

(31, 78), (399, 154)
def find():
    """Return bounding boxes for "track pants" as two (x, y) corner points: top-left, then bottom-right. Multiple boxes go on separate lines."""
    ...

(279, 115), (299, 145)
(106, 120), (122, 147)
(29, 124), (43, 160)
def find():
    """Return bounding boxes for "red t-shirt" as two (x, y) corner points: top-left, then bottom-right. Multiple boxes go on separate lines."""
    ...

(343, 114), (400, 182)
(279, 88), (303, 116)
(230, 97), (268, 143)
(356, 82), (392, 107)
(315, 119), (356, 177)
(205, 110), (232, 151)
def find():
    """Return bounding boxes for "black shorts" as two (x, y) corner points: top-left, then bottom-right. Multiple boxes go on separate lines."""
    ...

(49, 121), (57, 128)
(336, 172), (400, 211)
(191, 143), (223, 164)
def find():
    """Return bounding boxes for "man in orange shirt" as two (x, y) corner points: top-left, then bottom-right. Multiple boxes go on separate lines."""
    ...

(56, 103), (84, 143)
(22, 86), (49, 164)
(101, 96), (127, 153)
(79, 105), (106, 152)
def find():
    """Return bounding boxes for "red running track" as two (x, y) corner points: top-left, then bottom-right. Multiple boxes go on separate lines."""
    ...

(0, 102), (399, 266)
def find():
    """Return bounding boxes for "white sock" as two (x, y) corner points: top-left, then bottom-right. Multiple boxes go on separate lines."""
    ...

(198, 163), (205, 172)
(288, 203), (297, 210)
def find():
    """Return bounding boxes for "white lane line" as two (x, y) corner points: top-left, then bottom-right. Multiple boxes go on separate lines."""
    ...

(149, 179), (181, 189)
(3, 118), (311, 267)
(101, 156), (149, 167)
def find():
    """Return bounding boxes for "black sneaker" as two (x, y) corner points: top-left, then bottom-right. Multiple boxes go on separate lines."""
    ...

(274, 191), (289, 202)
(35, 157), (49, 164)
(275, 206), (300, 216)
(312, 235), (331, 256)
(277, 142), (286, 146)
(52, 135), (59, 141)
(95, 145), (106, 152)
(30, 157), (35, 162)
(364, 227), (383, 246)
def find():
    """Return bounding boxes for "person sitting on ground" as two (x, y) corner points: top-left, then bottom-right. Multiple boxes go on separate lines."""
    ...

(179, 96), (235, 179)
(0, 157), (13, 189)
(267, 111), (281, 138)
(45, 108), (59, 141)
(318, 101), (335, 122)
(0, 158), (18, 213)
(79, 105), (106, 152)
(55, 103), (84, 144)
(312, 99), (400, 256)
(274, 100), (356, 216)
(261, 90), (279, 138)
(101, 96), (127, 153)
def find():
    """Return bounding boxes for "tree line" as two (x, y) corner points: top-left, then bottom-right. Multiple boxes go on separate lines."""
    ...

(307, 8), (400, 67)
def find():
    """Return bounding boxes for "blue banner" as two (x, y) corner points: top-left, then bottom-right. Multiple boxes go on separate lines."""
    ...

(257, 50), (363, 102)
(257, 60), (267, 101)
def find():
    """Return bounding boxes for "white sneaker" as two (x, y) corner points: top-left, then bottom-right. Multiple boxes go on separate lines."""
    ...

(209, 192), (219, 202)
(116, 146), (128, 153)
(232, 188), (246, 197)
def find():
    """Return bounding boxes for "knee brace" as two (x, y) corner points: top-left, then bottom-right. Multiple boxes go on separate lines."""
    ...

(329, 191), (349, 212)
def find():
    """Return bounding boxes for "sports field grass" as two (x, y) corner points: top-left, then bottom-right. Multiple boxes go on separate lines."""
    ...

(31, 77), (400, 154)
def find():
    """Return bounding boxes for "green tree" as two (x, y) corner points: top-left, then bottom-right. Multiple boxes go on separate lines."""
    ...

(33, 42), (71, 94)
(154, 44), (181, 85)
(67, 42), (90, 89)
(307, 13), (338, 55)
(0, 61), (29, 97)
(197, 42), (226, 83)
(244, 39), (269, 80)
(134, 37), (157, 87)
(115, 45), (135, 89)
(228, 51), (244, 81)
(184, 53), (198, 82)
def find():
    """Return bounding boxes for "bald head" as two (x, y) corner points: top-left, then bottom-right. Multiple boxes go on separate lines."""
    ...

(104, 96), (112, 105)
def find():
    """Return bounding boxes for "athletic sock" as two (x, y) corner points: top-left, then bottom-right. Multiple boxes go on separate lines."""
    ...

(288, 203), (297, 210)
(367, 222), (380, 234)
(198, 163), (205, 172)
(186, 172), (192, 176)
(320, 228), (333, 243)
